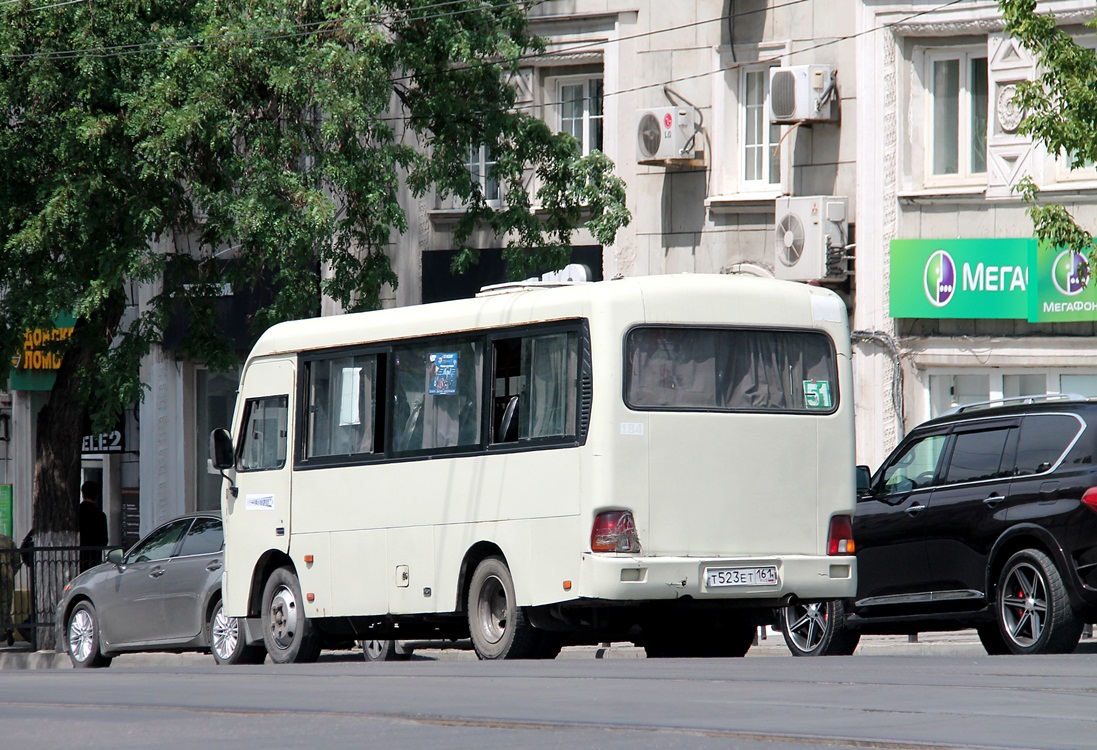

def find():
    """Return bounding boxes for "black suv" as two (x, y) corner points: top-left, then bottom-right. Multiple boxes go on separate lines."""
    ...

(781, 395), (1097, 656)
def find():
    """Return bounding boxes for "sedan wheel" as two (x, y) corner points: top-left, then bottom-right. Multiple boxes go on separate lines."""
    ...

(361, 639), (411, 662)
(67, 601), (111, 668)
(210, 599), (266, 665)
(996, 549), (1082, 655)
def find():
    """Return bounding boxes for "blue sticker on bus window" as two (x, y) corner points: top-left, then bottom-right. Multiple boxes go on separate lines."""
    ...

(803, 380), (833, 410)
(429, 352), (458, 395)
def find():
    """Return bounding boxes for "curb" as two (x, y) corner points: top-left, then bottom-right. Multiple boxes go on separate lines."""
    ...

(0, 633), (994, 670)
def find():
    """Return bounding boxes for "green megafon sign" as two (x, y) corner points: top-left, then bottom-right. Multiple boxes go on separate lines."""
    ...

(890, 238), (1097, 322)
(890, 239), (1032, 319)
(1028, 241), (1097, 322)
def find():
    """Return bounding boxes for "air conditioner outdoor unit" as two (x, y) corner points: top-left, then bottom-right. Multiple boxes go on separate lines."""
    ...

(636, 107), (699, 164)
(774, 196), (848, 281)
(768, 65), (838, 124)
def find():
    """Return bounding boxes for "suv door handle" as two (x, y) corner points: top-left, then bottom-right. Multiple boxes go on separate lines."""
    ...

(206, 561), (223, 572)
(906, 504), (927, 516)
(149, 567), (165, 578)
(983, 494), (1007, 508)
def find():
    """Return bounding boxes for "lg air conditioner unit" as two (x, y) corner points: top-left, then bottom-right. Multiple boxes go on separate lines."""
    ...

(774, 196), (848, 281)
(636, 107), (699, 164)
(768, 65), (838, 124)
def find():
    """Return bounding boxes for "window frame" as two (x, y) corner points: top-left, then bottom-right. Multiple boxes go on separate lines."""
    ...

(876, 431), (949, 495)
(124, 518), (192, 564)
(939, 422), (1016, 485)
(175, 516), (224, 558)
(740, 63), (784, 190)
(293, 320), (592, 470)
(925, 370), (1097, 420)
(465, 144), (501, 206)
(924, 47), (989, 187)
(556, 75), (604, 156)
(235, 395), (289, 472)
(622, 324), (840, 415)
(299, 350), (385, 463)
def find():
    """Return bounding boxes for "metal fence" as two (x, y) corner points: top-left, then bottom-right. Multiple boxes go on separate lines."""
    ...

(0, 544), (118, 651)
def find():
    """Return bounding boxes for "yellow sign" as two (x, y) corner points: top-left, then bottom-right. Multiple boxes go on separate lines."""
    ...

(18, 325), (74, 370)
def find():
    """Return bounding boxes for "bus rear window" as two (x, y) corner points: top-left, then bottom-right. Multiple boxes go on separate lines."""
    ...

(625, 327), (838, 413)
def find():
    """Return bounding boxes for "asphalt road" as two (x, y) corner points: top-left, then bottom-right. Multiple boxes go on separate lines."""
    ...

(3, 645), (1096, 750)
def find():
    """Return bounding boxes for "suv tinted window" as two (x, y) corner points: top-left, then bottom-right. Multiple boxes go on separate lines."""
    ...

(1014, 415), (1081, 475)
(881, 434), (947, 493)
(944, 427), (1013, 484)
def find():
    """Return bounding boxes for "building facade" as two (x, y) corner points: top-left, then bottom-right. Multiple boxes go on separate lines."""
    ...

(4, 0), (1096, 542)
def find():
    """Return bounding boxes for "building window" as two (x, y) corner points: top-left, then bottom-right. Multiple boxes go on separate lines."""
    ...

(558, 77), (604, 155)
(742, 66), (781, 187)
(196, 368), (238, 511)
(926, 370), (1097, 418)
(465, 145), (499, 204)
(927, 50), (988, 180)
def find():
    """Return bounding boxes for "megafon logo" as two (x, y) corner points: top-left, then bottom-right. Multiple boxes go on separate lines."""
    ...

(1051, 249), (1089, 296)
(923, 249), (956, 307)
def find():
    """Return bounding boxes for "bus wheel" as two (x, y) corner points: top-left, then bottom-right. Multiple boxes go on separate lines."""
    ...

(467, 556), (538, 659)
(261, 566), (322, 664)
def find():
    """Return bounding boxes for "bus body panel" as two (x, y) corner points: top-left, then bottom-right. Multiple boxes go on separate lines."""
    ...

(222, 357), (295, 616)
(222, 274), (857, 632)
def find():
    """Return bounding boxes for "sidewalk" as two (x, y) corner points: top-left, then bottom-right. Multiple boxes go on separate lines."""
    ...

(0, 628), (1000, 669)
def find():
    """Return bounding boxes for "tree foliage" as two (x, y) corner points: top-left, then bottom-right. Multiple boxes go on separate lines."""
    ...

(0, 0), (630, 524)
(1001, 0), (1097, 261)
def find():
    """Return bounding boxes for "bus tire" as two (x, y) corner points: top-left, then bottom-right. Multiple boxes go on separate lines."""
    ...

(467, 556), (539, 659)
(261, 566), (322, 664)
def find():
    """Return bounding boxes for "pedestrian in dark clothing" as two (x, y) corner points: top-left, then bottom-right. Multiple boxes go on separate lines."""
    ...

(78, 481), (108, 571)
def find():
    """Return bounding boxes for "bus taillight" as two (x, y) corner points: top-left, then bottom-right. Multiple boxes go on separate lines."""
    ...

(827, 515), (855, 555)
(591, 510), (641, 553)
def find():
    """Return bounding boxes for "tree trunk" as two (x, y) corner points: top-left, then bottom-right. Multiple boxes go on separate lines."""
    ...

(31, 298), (124, 651)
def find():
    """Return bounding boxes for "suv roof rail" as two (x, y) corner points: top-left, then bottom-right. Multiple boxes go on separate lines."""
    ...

(945, 393), (1090, 415)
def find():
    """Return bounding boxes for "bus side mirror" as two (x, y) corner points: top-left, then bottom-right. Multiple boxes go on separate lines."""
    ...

(210, 428), (235, 470)
(855, 465), (872, 495)
(210, 428), (239, 498)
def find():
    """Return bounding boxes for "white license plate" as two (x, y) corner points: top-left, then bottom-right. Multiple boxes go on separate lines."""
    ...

(704, 566), (778, 588)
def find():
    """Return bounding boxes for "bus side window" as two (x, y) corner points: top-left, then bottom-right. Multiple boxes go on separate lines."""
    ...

(305, 354), (381, 458)
(492, 339), (522, 443)
(238, 396), (289, 471)
(522, 332), (578, 439)
(393, 340), (482, 452)
(492, 331), (578, 444)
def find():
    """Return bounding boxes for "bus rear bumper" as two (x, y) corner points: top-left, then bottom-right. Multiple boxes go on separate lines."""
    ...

(576, 553), (856, 602)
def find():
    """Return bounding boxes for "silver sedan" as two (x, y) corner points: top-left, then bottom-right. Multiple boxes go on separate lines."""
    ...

(56, 512), (265, 668)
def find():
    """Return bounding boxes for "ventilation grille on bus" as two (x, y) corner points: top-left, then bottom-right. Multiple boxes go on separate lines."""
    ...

(579, 333), (593, 442)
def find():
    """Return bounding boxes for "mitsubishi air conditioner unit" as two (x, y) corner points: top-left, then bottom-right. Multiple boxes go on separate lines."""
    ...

(636, 107), (699, 164)
(774, 196), (848, 281)
(768, 65), (838, 124)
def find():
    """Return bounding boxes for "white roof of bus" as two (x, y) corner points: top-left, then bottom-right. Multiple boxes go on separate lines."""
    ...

(246, 273), (846, 359)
